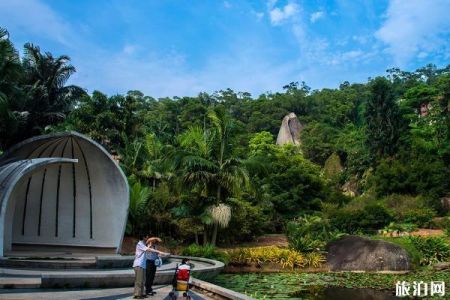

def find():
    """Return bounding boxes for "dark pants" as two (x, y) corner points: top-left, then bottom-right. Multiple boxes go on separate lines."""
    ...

(145, 260), (156, 293)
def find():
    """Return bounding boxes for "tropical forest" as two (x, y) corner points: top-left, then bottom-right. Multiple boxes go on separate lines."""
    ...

(1, 25), (450, 298)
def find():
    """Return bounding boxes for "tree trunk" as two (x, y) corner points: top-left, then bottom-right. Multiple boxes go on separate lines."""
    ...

(194, 232), (199, 245)
(210, 185), (222, 246)
(203, 230), (208, 246)
(211, 222), (218, 246)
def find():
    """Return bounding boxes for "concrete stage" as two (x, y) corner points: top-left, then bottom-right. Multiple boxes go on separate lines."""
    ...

(0, 252), (254, 300)
(0, 255), (224, 288)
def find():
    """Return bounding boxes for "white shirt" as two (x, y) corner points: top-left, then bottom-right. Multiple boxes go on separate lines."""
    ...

(132, 240), (149, 268)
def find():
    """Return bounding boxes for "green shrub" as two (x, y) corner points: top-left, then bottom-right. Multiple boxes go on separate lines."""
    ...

(407, 236), (450, 266)
(329, 208), (362, 234)
(370, 157), (449, 197)
(432, 217), (450, 230)
(221, 198), (271, 243)
(360, 204), (394, 230)
(288, 235), (325, 253)
(438, 217), (450, 236)
(383, 194), (422, 212)
(381, 194), (437, 227)
(287, 215), (343, 252)
(329, 204), (393, 234)
(180, 244), (229, 263)
(378, 236), (450, 267)
(381, 222), (417, 235)
(402, 208), (435, 227)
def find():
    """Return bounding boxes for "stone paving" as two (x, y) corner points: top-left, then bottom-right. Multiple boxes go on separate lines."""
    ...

(0, 285), (212, 300)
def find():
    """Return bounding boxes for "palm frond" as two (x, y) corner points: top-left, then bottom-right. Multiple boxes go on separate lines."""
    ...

(0, 27), (8, 40)
(181, 155), (218, 171)
(183, 170), (215, 184)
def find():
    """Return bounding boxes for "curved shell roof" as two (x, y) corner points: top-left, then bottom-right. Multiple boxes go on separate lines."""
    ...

(0, 132), (129, 256)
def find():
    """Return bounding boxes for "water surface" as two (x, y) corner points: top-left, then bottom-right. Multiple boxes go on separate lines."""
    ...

(211, 273), (397, 299)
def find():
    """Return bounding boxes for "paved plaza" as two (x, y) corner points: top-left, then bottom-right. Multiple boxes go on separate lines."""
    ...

(0, 285), (212, 300)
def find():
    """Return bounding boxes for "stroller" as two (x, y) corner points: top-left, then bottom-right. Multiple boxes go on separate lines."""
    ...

(169, 259), (191, 299)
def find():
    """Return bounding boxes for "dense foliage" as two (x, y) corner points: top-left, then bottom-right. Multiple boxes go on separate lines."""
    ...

(1, 27), (449, 246)
(286, 216), (343, 252)
(407, 236), (450, 266)
(180, 244), (229, 263)
(378, 236), (450, 267)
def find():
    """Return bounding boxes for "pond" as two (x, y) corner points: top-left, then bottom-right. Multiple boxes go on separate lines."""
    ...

(210, 273), (397, 300)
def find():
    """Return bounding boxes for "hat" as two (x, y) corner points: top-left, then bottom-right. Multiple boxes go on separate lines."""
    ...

(146, 237), (162, 244)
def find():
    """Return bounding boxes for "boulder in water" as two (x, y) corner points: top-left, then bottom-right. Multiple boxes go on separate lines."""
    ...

(326, 235), (411, 272)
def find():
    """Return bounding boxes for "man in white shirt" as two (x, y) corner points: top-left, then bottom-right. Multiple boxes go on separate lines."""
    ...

(132, 234), (153, 299)
(132, 234), (169, 299)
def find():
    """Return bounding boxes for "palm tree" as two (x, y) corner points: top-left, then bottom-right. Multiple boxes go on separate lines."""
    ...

(22, 43), (85, 135)
(141, 133), (167, 190)
(127, 178), (151, 236)
(0, 28), (22, 96)
(172, 107), (249, 245)
(120, 136), (144, 175)
(0, 27), (24, 149)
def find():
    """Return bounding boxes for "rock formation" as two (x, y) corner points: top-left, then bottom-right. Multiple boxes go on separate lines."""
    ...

(326, 235), (411, 272)
(342, 179), (359, 197)
(276, 112), (303, 145)
(323, 152), (343, 178)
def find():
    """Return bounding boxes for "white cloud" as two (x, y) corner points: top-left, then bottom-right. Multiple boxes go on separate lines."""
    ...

(266, 3), (361, 69)
(0, 0), (72, 45)
(71, 42), (299, 98)
(417, 51), (428, 59)
(122, 45), (137, 55)
(254, 12), (265, 21)
(375, 0), (450, 66)
(269, 3), (299, 25)
(341, 50), (364, 60)
(352, 35), (369, 44)
(310, 11), (325, 23)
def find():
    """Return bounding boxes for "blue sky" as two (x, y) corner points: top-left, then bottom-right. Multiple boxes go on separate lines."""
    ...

(1, 0), (449, 98)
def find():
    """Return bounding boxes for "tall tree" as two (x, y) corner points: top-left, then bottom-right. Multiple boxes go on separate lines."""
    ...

(22, 43), (85, 135)
(0, 28), (25, 149)
(172, 108), (248, 245)
(365, 77), (401, 163)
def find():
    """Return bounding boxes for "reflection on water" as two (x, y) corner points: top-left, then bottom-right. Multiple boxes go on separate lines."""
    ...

(211, 273), (397, 300)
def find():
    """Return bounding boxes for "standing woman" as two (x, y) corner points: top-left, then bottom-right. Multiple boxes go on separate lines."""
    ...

(145, 237), (169, 296)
